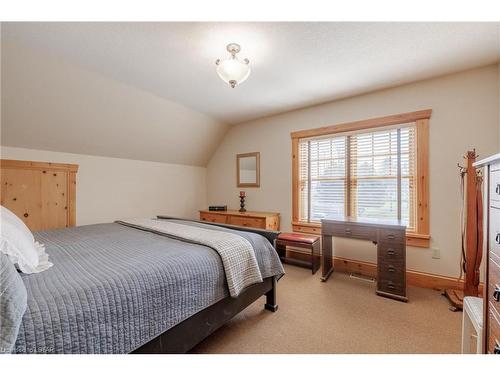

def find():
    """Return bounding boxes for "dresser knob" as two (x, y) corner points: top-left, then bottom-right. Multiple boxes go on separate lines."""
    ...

(387, 282), (396, 290)
(345, 229), (352, 235)
(387, 249), (396, 256)
(388, 266), (396, 273)
(24, 213), (29, 218)
(496, 233), (500, 245)
(495, 340), (500, 354)
(494, 285), (500, 302)
(387, 234), (395, 240)
(496, 183), (500, 195)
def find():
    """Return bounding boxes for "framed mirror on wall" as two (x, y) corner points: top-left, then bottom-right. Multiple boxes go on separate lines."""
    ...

(236, 152), (260, 187)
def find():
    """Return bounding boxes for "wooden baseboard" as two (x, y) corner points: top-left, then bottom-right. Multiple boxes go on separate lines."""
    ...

(285, 248), (483, 294)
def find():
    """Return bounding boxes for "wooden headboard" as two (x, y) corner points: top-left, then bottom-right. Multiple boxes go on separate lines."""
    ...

(1, 159), (79, 232)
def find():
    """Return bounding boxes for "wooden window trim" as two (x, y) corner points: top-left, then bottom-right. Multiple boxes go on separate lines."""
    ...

(291, 109), (431, 248)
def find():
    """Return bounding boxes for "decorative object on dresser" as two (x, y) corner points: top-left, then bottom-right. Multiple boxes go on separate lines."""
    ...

(237, 152), (260, 188)
(276, 233), (320, 274)
(445, 150), (484, 311)
(0, 159), (79, 231)
(199, 209), (280, 231)
(321, 216), (407, 302)
(209, 205), (227, 211)
(474, 153), (500, 354)
(239, 191), (247, 212)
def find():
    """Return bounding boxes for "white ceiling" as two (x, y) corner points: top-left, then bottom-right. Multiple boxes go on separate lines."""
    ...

(3, 22), (500, 125)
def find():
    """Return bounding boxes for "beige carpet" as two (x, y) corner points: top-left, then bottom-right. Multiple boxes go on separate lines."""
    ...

(191, 264), (462, 354)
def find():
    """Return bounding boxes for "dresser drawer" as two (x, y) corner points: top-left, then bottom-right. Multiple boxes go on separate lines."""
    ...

(490, 206), (500, 258)
(200, 213), (227, 224)
(324, 223), (377, 240)
(228, 216), (266, 229)
(487, 306), (500, 354)
(489, 257), (500, 314)
(490, 167), (500, 204)
(378, 229), (405, 244)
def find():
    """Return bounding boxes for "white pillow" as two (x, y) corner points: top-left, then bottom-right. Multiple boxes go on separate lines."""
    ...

(1, 206), (35, 243)
(0, 206), (52, 273)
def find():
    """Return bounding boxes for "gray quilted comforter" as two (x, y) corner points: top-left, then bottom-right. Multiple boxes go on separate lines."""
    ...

(10, 220), (284, 354)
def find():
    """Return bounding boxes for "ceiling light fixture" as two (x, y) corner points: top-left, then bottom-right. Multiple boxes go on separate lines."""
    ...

(215, 43), (251, 88)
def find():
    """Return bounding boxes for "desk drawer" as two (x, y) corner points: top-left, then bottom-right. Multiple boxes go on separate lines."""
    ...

(487, 306), (500, 354)
(200, 213), (227, 224)
(377, 242), (405, 262)
(378, 229), (405, 244)
(228, 216), (266, 229)
(378, 256), (404, 276)
(324, 223), (377, 240)
(377, 278), (405, 296)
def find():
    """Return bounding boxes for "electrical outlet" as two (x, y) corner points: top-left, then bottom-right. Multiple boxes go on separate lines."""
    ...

(432, 248), (440, 259)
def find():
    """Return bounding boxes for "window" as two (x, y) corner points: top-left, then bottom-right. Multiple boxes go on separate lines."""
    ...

(291, 110), (430, 247)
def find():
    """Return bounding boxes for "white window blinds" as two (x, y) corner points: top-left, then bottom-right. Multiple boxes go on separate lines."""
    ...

(298, 124), (416, 230)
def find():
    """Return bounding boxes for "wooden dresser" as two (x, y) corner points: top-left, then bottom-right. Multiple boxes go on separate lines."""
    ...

(475, 154), (500, 354)
(199, 210), (280, 231)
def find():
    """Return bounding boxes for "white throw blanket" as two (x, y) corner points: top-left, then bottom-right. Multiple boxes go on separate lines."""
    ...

(119, 218), (263, 297)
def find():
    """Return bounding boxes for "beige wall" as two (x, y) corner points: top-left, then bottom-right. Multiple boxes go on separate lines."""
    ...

(207, 65), (499, 278)
(1, 146), (207, 226)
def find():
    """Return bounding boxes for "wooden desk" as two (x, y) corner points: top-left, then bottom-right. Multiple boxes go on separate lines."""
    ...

(321, 217), (407, 302)
(199, 210), (280, 231)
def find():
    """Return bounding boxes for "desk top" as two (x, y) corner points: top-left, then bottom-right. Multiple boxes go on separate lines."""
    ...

(321, 216), (406, 230)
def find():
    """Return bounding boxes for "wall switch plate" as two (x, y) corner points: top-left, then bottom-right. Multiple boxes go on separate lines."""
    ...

(432, 248), (440, 259)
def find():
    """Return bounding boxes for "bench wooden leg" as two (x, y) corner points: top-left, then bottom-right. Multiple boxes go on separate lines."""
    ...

(276, 241), (286, 262)
(312, 240), (320, 275)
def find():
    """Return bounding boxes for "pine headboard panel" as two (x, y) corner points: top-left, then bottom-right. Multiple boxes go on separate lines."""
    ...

(1, 159), (79, 232)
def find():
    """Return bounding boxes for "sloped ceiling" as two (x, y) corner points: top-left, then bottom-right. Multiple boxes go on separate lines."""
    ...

(1, 22), (500, 166)
(1, 40), (229, 166)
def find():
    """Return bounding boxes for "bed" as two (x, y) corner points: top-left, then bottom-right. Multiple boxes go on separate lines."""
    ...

(6, 218), (283, 354)
(0, 159), (284, 354)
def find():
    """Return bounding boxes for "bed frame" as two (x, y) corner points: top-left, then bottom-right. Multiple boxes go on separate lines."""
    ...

(133, 276), (278, 353)
(131, 216), (281, 354)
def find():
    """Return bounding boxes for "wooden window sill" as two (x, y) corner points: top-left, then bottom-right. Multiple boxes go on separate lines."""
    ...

(291, 221), (430, 248)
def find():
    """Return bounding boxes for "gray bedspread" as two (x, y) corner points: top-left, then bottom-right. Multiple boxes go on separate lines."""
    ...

(12, 221), (284, 354)
(0, 254), (27, 354)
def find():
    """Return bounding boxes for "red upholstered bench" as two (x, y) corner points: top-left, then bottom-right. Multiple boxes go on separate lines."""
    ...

(276, 233), (320, 274)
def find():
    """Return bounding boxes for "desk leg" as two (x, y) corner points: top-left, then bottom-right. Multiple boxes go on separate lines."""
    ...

(321, 234), (334, 282)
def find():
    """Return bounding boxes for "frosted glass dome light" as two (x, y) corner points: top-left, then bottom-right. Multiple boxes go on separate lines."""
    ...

(215, 43), (251, 88)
